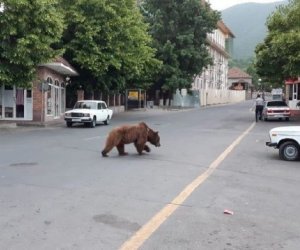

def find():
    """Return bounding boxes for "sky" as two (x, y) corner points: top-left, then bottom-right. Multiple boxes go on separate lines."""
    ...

(208, 0), (283, 10)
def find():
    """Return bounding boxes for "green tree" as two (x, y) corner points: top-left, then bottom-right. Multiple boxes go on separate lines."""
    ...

(60, 0), (161, 94)
(141, 0), (220, 97)
(245, 60), (261, 89)
(229, 58), (253, 72)
(0, 0), (64, 88)
(255, 0), (300, 86)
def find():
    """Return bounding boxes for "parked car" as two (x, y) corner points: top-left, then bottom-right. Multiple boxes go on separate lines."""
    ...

(262, 100), (291, 121)
(266, 126), (300, 161)
(64, 100), (113, 128)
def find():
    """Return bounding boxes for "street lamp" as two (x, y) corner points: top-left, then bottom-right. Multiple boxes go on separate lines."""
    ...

(0, 3), (4, 12)
(258, 78), (262, 92)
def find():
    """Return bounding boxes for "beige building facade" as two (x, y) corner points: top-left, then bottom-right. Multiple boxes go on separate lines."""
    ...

(191, 19), (246, 106)
(193, 20), (234, 92)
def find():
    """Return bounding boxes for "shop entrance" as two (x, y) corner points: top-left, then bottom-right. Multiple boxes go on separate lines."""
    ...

(0, 85), (32, 120)
(287, 82), (300, 109)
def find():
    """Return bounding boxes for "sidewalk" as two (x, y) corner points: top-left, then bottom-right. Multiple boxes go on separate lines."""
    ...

(16, 118), (66, 128)
(0, 121), (17, 129)
(0, 118), (65, 129)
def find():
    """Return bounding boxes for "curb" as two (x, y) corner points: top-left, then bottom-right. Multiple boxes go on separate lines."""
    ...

(0, 123), (17, 129)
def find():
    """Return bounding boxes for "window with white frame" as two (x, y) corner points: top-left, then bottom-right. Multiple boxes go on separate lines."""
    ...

(47, 77), (53, 115)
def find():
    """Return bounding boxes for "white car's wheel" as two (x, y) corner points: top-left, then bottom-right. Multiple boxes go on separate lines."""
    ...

(279, 141), (299, 161)
(104, 116), (110, 125)
(90, 116), (96, 128)
(262, 113), (267, 121)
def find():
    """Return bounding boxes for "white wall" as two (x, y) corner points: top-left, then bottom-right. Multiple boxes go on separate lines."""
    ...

(200, 89), (245, 106)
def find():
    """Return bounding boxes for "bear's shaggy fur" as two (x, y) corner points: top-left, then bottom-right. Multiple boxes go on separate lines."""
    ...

(101, 122), (160, 157)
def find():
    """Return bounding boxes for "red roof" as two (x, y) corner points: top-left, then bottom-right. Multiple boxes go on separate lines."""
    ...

(228, 67), (252, 79)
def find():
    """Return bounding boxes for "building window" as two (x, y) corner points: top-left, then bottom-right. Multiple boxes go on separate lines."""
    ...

(47, 77), (53, 115)
(16, 88), (25, 118)
(0, 86), (2, 118)
(27, 89), (32, 98)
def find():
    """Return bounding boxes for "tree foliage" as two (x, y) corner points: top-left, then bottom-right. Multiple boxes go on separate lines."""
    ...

(0, 0), (64, 87)
(255, 0), (300, 85)
(140, 0), (220, 94)
(60, 0), (161, 93)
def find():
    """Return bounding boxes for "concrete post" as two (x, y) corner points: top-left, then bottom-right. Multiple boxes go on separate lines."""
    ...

(77, 90), (84, 101)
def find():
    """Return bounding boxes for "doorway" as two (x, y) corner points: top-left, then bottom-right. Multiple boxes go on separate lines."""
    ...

(46, 78), (64, 119)
(288, 83), (300, 109)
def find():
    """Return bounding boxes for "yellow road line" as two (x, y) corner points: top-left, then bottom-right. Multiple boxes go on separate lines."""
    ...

(120, 122), (256, 250)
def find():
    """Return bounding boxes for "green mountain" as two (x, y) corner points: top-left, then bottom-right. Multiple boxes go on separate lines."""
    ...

(221, 1), (287, 60)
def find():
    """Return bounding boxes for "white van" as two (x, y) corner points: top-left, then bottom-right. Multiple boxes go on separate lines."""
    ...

(271, 88), (283, 101)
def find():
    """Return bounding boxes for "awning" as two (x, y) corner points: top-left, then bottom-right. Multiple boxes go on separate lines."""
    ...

(39, 62), (78, 76)
(285, 77), (300, 85)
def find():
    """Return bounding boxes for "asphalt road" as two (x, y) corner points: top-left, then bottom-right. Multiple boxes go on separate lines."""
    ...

(0, 100), (300, 250)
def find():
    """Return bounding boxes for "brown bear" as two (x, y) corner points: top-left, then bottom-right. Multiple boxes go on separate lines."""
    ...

(101, 122), (160, 157)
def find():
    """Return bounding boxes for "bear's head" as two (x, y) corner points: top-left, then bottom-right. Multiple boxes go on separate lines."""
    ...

(147, 129), (161, 147)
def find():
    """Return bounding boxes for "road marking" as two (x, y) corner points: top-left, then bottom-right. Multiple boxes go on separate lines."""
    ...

(119, 122), (256, 250)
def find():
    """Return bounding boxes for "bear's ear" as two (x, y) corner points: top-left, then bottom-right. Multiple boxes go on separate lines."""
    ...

(155, 131), (159, 134)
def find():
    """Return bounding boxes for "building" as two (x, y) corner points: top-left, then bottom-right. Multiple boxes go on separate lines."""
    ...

(228, 67), (253, 99)
(189, 19), (246, 106)
(192, 20), (234, 92)
(0, 57), (78, 123)
(228, 67), (252, 90)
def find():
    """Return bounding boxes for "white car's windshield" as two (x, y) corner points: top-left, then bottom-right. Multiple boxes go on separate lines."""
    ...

(74, 101), (97, 109)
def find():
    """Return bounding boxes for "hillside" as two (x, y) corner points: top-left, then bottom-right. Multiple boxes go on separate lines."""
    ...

(221, 1), (287, 60)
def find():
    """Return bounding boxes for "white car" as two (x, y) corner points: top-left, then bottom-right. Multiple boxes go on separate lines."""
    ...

(266, 126), (300, 161)
(262, 100), (291, 121)
(64, 100), (113, 128)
